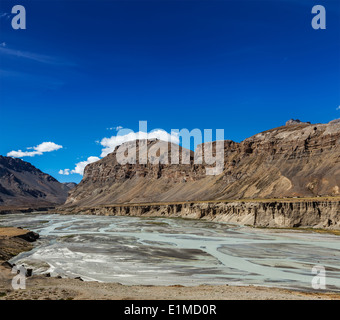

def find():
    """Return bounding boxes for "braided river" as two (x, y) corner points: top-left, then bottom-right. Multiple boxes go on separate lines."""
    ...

(1, 213), (340, 291)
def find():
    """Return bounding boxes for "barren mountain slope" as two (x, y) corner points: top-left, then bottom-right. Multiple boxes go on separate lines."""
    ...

(65, 120), (340, 207)
(0, 156), (75, 207)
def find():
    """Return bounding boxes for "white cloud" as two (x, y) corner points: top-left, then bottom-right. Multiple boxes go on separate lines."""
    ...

(100, 129), (180, 157)
(106, 125), (123, 131)
(7, 142), (63, 158)
(337, 106), (340, 111)
(35, 142), (63, 153)
(58, 169), (70, 176)
(71, 156), (100, 175)
(0, 13), (11, 20)
(59, 156), (100, 176)
(0, 44), (73, 66)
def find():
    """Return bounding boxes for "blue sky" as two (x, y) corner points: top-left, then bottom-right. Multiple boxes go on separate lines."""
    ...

(0, 0), (339, 183)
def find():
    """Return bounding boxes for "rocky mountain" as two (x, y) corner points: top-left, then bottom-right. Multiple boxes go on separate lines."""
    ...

(62, 182), (77, 190)
(0, 156), (75, 207)
(64, 119), (340, 207)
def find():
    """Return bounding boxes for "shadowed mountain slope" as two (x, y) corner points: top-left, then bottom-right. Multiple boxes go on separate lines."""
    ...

(0, 156), (75, 207)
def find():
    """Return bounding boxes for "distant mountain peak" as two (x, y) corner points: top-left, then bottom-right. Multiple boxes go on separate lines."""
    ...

(285, 119), (311, 126)
(0, 156), (73, 207)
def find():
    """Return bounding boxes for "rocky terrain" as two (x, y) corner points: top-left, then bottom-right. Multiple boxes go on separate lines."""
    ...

(65, 119), (340, 207)
(0, 227), (39, 265)
(0, 156), (76, 207)
(60, 198), (340, 230)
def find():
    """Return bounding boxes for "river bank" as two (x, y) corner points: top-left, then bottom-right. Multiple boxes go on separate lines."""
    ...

(0, 226), (338, 300)
(1, 218), (340, 300)
(2, 274), (340, 300)
(58, 198), (340, 230)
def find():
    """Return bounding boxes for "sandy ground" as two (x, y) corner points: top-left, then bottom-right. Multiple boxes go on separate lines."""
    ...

(0, 227), (339, 300)
(0, 227), (33, 238)
(1, 267), (340, 300)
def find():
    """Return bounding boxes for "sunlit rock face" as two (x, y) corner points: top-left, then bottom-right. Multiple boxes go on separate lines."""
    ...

(65, 119), (340, 207)
(60, 200), (340, 230)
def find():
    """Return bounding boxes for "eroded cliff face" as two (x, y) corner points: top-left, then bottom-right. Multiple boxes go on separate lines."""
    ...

(60, 200), (340, 230)
(65, 119), (340, 208)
